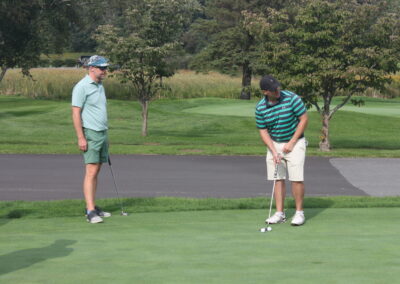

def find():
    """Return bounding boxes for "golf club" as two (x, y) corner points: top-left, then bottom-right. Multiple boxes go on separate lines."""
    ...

(260, 160), (279, 233)
(108, 156), (128, 216)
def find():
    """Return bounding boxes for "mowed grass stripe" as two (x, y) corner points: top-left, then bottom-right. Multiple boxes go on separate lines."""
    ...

(183, 97), (400, 118)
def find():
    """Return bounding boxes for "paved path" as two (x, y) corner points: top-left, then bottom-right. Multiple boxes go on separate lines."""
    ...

(0, 155), (398, 201)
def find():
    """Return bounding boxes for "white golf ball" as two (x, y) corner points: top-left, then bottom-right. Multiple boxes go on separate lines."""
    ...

(267, 226), (272, 231)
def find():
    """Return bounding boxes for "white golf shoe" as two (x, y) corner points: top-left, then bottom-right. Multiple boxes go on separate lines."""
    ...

(86, 211), (103, 224)
(95, 206), (111, 218)
(291, 211), (305, 226)
(265, 212), (286, 224)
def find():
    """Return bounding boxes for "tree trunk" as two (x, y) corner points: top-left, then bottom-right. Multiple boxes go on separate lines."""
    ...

(141, 100), (149, 136)
(0, 66), (8, 83)
(240, 62), (252, 100)
(319, 112), (330, 151)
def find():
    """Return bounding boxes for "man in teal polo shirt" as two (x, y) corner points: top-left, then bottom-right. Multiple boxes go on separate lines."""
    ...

(72, 55), (112, 224)
(256, 75), (308, 226)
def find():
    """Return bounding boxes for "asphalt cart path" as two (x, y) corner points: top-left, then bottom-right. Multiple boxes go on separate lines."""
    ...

(0, 154), (398, 201)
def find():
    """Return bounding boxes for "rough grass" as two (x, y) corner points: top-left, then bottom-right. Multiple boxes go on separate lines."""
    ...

(1, 196), (400, 220)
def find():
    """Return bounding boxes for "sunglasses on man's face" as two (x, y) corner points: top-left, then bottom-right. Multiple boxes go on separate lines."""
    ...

(96, 66), (108, 71)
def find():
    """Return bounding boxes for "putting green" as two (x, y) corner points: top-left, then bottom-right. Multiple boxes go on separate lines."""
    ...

(184, 99), (400, 118)
(1, 208), (399, 283)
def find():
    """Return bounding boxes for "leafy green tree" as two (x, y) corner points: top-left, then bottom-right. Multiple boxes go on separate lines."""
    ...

(68, 0), (132, 52)
(94, 0), (199, 136)
(244, 0), (400, 151)
(189, 0), (290, 99)
(0, 0), (78, 83)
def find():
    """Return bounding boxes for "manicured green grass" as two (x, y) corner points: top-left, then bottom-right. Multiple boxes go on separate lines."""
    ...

(184, 96), (400, 117)
(1, 208), (400, 283)
(0, 95), (399, 157)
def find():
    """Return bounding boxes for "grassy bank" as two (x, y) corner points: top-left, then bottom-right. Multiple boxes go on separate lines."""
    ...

(0, 96), (399, 157)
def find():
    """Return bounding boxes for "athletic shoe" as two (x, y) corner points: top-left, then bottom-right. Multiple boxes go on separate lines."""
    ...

(86, 211), (103, 224)
(95, 206), (111, 218)
(291, 211), (305, 226)
(265, 212), (286, 224)
(85, 206), (111, 218)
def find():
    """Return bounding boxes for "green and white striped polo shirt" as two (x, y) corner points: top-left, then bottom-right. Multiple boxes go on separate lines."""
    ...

(255, 90), (306, 142)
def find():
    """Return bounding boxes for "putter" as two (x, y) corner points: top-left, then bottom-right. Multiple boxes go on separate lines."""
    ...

(108, 156), (128, 216)
(260, 160), (279, 233)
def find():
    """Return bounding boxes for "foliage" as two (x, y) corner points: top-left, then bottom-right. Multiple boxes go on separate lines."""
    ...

(189, 0), (293, 99)
(94, 0), (200, 136)
(68, 0), (132, 52)
(244, 0), (400, 151)
(0, 0), (78, 82)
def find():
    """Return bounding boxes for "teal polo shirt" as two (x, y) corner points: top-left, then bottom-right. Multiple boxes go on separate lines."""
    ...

(255, 90), (306, 142)
(72, 75), (108, 131)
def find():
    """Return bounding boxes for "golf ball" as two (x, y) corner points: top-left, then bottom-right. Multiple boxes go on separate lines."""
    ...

(260, 227), (272, 233)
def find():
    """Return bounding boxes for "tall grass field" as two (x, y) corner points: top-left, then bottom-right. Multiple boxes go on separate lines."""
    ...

(0, 69), (244, 100)
(1, 68), (399, 100)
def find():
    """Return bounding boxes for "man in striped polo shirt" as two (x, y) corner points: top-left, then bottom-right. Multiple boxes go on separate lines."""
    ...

(255, 75), (308, 226)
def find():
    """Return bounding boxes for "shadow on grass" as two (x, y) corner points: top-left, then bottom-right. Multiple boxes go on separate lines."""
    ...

(0, 240), (76, 275)
(286, 197), (335, 222)
(5, 209), (34, 219)
(0, 218), (10, 227)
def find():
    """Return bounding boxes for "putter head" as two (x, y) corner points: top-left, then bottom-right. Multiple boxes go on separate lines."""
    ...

(121, 212), (129, 216)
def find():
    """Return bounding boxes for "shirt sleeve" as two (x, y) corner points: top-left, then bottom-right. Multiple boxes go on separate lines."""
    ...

(71, 84), (86, 108)
(255, 107), (267, 129)
(290, 94), (306, 117)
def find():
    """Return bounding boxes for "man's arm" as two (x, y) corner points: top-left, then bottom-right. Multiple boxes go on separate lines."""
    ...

(259, 129), (282, 164)
(282, 113), (308, 153)
(72, 106), (87, 151)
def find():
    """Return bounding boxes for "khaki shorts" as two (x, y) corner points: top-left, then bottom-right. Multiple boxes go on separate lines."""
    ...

(266, 138), (307, 181)
(83, 128), (109, 164)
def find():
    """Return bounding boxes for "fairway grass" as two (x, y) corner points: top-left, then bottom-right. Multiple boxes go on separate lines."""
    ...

(1, 95), (399, 157)
(183, 96), (400, 118)
(1, 208), (399, 284)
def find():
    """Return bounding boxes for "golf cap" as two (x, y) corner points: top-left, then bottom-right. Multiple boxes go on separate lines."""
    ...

(260, 75), (281, 91)
(87, 55), (109, 67)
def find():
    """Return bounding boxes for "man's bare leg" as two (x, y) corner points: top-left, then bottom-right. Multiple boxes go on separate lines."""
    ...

(291, 181), (304, 211)
(84, 163), (102, 212)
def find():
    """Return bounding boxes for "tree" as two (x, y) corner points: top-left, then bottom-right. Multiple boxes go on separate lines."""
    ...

(0, 0), (78, 83)
(94, 0), (199, 136)
(244, 0), (400, 151)
(68, 0), (132, 52)
(189, 0), (291, 99)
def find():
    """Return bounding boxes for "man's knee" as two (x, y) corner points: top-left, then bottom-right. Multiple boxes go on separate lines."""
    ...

(85, 163), (101, 178)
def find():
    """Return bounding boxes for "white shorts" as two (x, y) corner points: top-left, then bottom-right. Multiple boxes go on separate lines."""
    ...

(266, 138), (307, 181)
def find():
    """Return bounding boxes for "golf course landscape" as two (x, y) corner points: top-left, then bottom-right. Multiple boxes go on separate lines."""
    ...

(1, 69), (400, 283)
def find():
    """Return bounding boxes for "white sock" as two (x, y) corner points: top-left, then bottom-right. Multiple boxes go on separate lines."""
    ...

(276, 211), (285, 216)
(296, 210), (304, 215)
